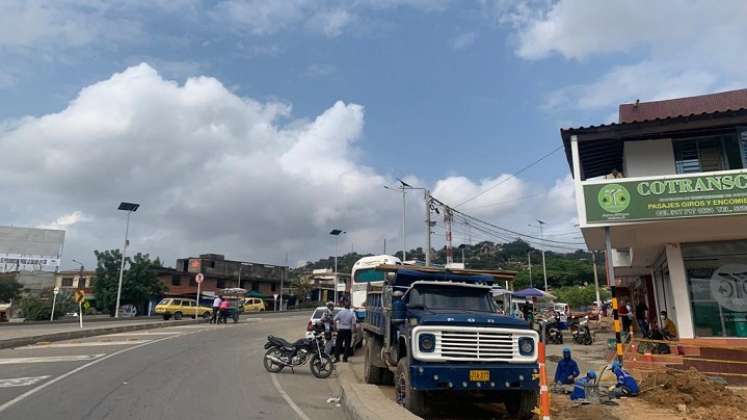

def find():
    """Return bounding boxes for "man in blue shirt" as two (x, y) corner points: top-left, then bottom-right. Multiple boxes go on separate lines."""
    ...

(610, 360), (639, 397)
(554, 348), (580, 385)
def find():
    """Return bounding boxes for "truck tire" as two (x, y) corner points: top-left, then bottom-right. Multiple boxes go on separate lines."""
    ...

(505, 390), (538, 420)
(395, 358), (427, 417)
(363, 336), (384, 384)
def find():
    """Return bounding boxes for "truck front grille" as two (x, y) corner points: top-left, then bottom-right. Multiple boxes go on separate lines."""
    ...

(439, 330), (514, 360)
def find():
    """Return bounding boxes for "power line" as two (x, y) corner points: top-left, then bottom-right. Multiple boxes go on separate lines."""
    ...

(453, 145), (563, 208)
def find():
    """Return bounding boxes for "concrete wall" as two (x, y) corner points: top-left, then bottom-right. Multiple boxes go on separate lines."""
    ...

(623, 139), (676, 177)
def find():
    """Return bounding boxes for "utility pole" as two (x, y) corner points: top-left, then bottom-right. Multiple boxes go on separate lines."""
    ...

(383, 238), (387, 254)
(537, 219), (548, 291)
(281, 253), (287, 311)
(401, 186), (406, 261)
(425, 190), (432, 266)
(528, 251), (533, 288)
(445, 208), (454, 265)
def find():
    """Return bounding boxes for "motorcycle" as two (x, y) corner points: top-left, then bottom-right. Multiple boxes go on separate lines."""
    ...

(571, 316), (593, 345)
(541, 312), (564, 344)
(263, 324), (335, 379)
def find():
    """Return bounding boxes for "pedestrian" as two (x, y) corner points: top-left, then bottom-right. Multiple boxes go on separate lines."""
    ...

(219, 297), (230, 324)
(635, 299), (649, 337)
(211, 295), (222, 324)
(619, 300), (632, 335)
(554, 348), (580, 385)
(334, 301), (356, 363)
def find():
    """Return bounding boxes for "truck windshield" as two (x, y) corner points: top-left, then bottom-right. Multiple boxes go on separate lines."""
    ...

(407, 286), (496, 312)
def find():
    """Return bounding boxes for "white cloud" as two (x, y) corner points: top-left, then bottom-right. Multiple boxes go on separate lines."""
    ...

(500, 0), (747, 114)
(0, 64), (581, 266)
(451, 31), (478, 50)
(304, 63), (337, 79)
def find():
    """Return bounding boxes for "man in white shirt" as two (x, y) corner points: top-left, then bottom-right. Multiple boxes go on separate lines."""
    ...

(211, 296), (222, 324)
(334, 302), (356, 363)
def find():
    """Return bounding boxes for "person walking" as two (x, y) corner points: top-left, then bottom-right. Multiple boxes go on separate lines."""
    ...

(219, 297), (230, 324)
(211, 295), (222, 324)
(334, 302), (356, 363)
(635, 299), (649, 337)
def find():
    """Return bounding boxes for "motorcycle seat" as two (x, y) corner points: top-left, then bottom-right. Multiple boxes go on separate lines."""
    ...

(268, 335), (292, 347)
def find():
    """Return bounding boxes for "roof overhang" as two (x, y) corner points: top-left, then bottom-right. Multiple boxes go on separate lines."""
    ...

(560, 109), (747, 179)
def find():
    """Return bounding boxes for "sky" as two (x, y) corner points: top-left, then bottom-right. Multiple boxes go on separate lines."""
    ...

(3, 0), (747, 269)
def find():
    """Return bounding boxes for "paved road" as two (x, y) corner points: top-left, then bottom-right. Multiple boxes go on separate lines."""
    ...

(0, 312), (345, 420)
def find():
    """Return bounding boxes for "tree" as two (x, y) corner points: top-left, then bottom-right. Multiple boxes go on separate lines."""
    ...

(18, 290), (76, 320)
(0, 278), (22, 302)
(93, 250), (166, 316)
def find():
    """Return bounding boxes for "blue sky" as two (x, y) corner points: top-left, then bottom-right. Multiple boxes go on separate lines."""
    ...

(3, 1), (746, 267)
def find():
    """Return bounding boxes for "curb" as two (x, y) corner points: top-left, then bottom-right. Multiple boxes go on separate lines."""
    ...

(336, 363), (422, 420)
(0, 319), (205, 350)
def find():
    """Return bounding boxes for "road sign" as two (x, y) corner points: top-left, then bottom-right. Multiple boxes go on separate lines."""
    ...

(195, 273), (204, 284)
(53, 287), (59, 295)
(74, 290), (85, 304)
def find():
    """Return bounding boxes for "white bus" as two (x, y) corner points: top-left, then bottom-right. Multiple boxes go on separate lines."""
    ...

(350, 255), (402, 309)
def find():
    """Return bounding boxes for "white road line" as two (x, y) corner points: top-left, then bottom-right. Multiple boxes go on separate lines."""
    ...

(270, 374), (312, 420)
(0, 376), (51, 388)
(0, 335), (177, 415)
(23, 340), (151, 349)
(0, 354), (106, 365)
(100, 331), (184, 337)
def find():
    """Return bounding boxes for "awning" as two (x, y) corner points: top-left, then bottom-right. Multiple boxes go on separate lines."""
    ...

(512, 288), (556, 300)
(246, 290), (265, 298)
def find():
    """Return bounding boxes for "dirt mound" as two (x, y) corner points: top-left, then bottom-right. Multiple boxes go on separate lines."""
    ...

(547, 355), (562, 363)
(640, 368), (746, 416)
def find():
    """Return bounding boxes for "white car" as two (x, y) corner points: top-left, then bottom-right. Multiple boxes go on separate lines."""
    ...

(305, 306), (363, 350)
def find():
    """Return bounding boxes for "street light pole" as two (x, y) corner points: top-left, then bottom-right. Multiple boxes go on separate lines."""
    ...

(329, 229), (345, 305)
(115, 202), (139, 318)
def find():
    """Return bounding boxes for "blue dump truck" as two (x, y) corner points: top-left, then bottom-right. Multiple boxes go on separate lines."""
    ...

(363, 265), (539, 419)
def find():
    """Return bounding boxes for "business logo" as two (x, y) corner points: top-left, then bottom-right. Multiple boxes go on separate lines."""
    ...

(711, 264), (747, 312)
(597, 184), (631, 213)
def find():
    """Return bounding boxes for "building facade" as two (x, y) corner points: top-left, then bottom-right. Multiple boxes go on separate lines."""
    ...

(562, 89), (747, 343)
(161, 254), (288, 304)
(54, 270), (96, 292)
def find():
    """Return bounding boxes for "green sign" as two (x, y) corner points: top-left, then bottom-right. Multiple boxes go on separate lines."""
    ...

(584, 172), (747, 223)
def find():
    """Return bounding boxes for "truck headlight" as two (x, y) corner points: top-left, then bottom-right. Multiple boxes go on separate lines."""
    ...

(419, 333), (436, 352)
(518, 337), (534, 356)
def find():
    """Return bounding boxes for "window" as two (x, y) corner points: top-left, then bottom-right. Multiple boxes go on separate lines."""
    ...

(673, 134), (744, 174)
(171, 274), (181, 286)
(61, 277), (74, 287)
(740, 128), (747, 167)
(271, 283), (277, 292)
(216, 279), (225, 289)
(683, 240), (747, 337)
(252, 282), (259, 291)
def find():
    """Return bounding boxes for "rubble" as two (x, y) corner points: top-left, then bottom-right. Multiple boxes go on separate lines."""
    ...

(640, 368), (747, 419)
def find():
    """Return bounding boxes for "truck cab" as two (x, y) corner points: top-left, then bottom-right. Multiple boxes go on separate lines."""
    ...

(363, 266), (539, 418)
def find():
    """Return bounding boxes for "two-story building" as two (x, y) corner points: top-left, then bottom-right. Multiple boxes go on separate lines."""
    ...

(562, 89), (747, 349)
(159, 254), (290, 308)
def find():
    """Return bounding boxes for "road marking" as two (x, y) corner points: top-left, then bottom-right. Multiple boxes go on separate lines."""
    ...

(0, 335), (177, 415)
(270, 374), (312, 420)
(100, 331), (184, 337)
(0, 376), (51, 388)
(22, 340), (150, 348)
(0, 354), (106, 365)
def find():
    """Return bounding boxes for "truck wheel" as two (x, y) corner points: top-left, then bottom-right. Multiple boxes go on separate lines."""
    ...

(505, 390), (538, 420)
(363, 337), (384, 384)
(395, 358), (427, 417)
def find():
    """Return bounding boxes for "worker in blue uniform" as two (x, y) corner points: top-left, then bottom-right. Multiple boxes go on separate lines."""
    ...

(554, 348), (580, 385)
(570, 370), (597, 400)
(610, 360), (639, 397)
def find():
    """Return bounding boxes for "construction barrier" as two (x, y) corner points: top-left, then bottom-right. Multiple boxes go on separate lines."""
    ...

(537, 340), (551, 420)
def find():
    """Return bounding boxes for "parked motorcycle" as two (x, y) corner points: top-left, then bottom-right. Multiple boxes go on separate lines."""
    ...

(263, 324), (334, 379)
(542, 312), (564, 344)
(571, 316), (593, 345)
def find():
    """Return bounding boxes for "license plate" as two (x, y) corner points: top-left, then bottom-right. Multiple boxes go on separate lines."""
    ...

(469, 370), (490, 382)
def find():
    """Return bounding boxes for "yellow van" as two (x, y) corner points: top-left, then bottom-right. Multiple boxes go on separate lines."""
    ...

(154, 298), (213, 320)
(243, 297), (265, 313)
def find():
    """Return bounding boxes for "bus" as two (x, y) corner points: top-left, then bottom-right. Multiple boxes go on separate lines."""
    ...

(350, 255), (402, 309)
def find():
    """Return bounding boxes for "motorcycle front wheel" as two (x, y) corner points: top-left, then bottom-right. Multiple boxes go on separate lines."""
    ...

(309, 353), (333, 379)
(263, 347), (285, 373)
